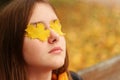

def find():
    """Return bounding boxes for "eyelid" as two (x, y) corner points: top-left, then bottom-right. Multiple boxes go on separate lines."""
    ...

(53, 19), (56, 22)
(30, 19), (59, 25)
(29, 19), (60, 28)
(30, 22), (43, 26)
(30, 21), (44, 24)
(29, 22), (46, 29)
(51, 19), (59, 23)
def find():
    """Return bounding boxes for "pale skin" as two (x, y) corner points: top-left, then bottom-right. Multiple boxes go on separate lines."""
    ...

(23, 2), (66, 80)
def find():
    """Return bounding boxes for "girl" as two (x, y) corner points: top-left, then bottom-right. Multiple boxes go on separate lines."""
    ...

(0, 0), (82, 80)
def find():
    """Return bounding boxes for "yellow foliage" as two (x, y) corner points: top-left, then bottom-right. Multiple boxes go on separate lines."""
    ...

(51, 1), (120, 71)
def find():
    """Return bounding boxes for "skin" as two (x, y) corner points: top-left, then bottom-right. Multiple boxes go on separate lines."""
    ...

(22, 2), (66, 80)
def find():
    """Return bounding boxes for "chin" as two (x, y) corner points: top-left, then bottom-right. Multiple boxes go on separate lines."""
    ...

(50, 59), (65, 70)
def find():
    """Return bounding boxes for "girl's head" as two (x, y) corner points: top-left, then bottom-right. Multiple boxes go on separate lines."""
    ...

(0, 0), (69, 80)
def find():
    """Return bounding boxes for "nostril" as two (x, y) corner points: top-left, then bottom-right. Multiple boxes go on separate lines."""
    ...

(52, 39), (57, 43)
(48, 38), (57, 44)
(48, 30), (59, 44)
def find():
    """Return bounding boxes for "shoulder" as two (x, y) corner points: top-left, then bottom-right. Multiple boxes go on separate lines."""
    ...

(70, 71), (83, 80)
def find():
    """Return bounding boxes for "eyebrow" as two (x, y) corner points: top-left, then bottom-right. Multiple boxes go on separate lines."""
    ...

(30, 19), (58, 25)
(30, 21), (44, 25)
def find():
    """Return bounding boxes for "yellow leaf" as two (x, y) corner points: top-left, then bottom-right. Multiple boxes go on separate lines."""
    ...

(25, 23), (50, 41)
(50, 19), (65, 36)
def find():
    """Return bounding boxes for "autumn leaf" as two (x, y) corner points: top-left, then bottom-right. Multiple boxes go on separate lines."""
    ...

(50, 20), (65, 36)
(25, 23), (50, 41)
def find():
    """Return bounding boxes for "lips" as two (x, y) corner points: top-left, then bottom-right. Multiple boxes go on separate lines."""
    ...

(48, 47), (63, 54)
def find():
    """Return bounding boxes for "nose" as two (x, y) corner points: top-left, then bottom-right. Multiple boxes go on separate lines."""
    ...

(48, 29), (59, 44)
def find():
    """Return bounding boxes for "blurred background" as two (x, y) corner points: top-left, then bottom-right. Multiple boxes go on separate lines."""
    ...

(50, 0), (120, 72)
(1, 0), (120, 72)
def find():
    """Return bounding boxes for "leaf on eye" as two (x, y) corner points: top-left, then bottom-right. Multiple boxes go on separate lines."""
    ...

(37, 23), (50, 41)
(25, 23), (50, 41)
(50, 19), (65, 36)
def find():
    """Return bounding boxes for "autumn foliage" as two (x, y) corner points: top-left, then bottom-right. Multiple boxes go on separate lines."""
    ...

(51, 0), (120, 72)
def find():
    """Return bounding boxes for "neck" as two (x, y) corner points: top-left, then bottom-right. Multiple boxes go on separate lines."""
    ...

(27, 67), (52, 80)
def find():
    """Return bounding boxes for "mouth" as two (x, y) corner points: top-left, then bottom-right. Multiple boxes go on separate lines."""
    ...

(48, 47), (63, 54)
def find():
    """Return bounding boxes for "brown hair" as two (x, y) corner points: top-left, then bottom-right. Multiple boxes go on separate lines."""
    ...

(0, 0), (71, 80)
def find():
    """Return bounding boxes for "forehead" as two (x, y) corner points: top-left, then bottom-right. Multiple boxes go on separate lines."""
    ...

(29, 2), (58, 24)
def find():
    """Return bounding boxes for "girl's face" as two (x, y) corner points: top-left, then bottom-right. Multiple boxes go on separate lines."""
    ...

(23, 3), (66, 70)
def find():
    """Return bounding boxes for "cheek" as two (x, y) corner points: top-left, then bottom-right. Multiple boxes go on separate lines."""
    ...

(61, 37), (66, 49)
(22, 37), (46, 65)
(60, 37), (66, 57)
(23, 37), (41, 55)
